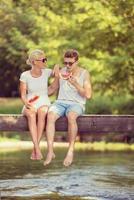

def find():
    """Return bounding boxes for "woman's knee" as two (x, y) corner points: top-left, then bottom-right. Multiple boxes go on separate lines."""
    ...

(37, 108), (48, 120)
(25, 110), (36, 119)
(38, 106), (48, 114)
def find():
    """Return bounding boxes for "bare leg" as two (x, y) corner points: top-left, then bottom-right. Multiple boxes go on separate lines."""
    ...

(63, 112), (78, 167)
(24, 109), (41, 160)
(44, 111), (60, 166)
(36, 106), (48, 159)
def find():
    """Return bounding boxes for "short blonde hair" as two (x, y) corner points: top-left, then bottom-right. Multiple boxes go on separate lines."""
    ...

(26, 49), (45, 66)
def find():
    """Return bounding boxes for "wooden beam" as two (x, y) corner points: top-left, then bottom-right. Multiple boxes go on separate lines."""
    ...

(0, 114), (134, 134)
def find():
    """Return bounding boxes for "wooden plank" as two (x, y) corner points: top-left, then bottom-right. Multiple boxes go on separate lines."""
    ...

(0, 114), (134, 134)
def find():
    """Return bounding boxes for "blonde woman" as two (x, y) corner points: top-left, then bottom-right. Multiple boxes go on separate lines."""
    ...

(20, 49), (58, 160)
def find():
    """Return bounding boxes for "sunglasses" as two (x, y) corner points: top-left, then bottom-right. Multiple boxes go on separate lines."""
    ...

(63, 61), (76, 66)
(35, 58), (47, 63)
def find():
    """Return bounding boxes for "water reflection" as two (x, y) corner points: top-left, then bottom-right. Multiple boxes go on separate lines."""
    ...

(0, 148), (134, 200)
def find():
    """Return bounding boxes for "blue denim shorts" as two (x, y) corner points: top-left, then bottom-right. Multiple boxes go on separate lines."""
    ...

(48, 101), (84, 117)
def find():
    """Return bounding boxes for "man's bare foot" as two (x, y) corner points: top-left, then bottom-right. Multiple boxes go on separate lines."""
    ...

(63, 151), (74, 167)
(43, 152), (55, 166)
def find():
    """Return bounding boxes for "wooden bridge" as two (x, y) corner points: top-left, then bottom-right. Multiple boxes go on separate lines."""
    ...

(0, 114), (134, 134)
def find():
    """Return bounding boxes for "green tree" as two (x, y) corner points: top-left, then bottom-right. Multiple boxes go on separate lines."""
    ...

(0, 0), (133, 97)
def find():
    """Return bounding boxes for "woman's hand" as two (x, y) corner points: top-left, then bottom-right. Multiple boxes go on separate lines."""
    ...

(52, 64), (60, 78)
(24, 101), (34, 110)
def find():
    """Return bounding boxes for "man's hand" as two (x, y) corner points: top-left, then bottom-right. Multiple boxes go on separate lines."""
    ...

(67, 70), (92, 99)
(68, 76), (78, 86)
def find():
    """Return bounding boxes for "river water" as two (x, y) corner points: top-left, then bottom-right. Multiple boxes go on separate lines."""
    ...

(0, 147), (134, 200)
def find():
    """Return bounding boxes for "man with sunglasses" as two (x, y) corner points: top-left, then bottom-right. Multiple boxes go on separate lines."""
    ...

(44, 49), (92, 167)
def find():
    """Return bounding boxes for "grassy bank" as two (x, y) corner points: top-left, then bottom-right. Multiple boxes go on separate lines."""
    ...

(0, 98), (23, 114)
(0, 95), (134, 114)
(0, 137), (134, 152)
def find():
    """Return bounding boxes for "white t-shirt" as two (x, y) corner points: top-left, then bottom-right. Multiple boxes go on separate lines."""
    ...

(20, 68), (52, 108)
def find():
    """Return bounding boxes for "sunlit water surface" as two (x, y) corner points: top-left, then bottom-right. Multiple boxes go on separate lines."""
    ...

(0, 147), (134, 200)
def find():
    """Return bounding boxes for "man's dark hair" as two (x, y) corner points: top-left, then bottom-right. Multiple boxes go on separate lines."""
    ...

(64, 49), (79, 61)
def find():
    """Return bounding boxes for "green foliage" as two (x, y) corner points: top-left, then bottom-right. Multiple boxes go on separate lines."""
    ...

(0, 0), (134, 96)
(86, 95), (112, 114)
(85, 94), (134, 114)
(118, 98), (134, 114)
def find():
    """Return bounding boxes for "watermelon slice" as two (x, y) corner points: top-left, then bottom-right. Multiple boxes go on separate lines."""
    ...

(59, 71), (72, 80)
(29, 95), (39, 103)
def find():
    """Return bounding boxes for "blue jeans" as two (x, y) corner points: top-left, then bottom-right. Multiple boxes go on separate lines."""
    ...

(48, 101), (84, 117)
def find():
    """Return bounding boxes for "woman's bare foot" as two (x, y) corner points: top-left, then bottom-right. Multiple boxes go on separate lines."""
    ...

(31, 146), (43, 160)
(63, 151), (74, 167)
(35, 149), (43, 160)
(43, 152), (55, 166)
(30, 149), (36, 160)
